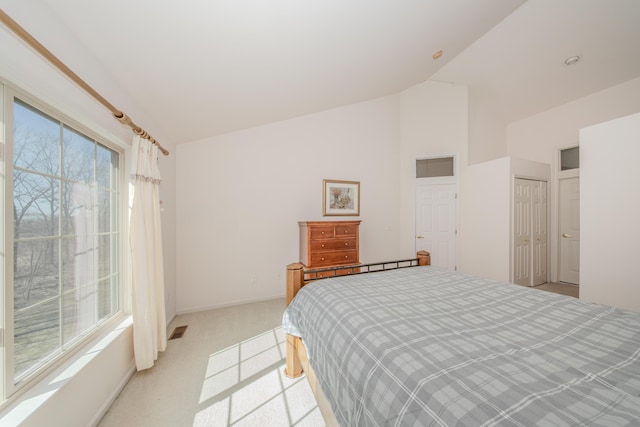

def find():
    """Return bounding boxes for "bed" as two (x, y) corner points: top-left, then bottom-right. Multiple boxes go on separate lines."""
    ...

(282, 252), (640, 426)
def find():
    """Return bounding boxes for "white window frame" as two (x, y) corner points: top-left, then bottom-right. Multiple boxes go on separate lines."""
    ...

(1, 82), (129, 403)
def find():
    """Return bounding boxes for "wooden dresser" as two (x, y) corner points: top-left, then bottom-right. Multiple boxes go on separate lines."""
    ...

(299, 220), (361, 269)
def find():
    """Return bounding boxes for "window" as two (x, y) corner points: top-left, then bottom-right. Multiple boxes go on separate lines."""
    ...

(8, 97), (121, 387)
(416, 157), (455, 178)
(560, 146), (579, 170)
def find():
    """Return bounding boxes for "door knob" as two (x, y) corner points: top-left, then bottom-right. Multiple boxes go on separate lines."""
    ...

(562, 233), (572, 238)
(417, 235), (424, 239)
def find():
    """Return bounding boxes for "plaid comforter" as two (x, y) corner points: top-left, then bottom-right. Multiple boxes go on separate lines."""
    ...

(282, 266), (640, 426)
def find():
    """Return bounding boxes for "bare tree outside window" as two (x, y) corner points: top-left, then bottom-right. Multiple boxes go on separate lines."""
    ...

(12, 99), (120, 381)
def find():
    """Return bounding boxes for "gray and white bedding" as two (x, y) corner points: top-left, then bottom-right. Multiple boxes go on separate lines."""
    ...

(282, 266), (640, 426)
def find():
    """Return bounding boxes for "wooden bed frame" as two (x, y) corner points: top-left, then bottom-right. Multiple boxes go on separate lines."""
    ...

(283, 251), (431, 423)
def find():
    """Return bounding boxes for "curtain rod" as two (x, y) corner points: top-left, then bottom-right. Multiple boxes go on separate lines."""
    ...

(0, 8), (169, 156)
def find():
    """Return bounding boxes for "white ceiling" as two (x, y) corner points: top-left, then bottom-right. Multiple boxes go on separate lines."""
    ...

(432, 0), (640, 124)
(22, 0), (640, 144)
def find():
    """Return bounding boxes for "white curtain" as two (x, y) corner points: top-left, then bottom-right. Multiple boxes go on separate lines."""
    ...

(129, 135), (167, 370)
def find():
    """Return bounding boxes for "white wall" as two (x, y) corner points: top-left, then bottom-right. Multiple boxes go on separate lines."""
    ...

(507, 77), (640, 164)
(176, 96), (400, 312)
(505, 77), (640, 281)
(176, 80), (469, 312)
(0, 3), (177, 424)
(467, 88), (508, 165)
(460, 157), (550, 283)
(398, 82), (468, 259)
(579, 113), (640, 312)
(158, 153), (177, 321)
(461, 158), (511, 281)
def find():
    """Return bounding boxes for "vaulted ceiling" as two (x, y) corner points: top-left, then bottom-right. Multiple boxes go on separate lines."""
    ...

(433, 0), (640, 125)
(5, 0), (640, 144)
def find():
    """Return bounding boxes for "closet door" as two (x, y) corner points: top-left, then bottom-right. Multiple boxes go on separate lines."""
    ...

(513, 178), (548, 286)
(513, 179), (532, 286)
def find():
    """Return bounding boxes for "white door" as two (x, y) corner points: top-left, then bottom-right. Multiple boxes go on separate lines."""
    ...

(513, 178), (548, 286)
(415, 184), (456, 269)
(513, 179), (531, 286)
(559, 177), (580, 284)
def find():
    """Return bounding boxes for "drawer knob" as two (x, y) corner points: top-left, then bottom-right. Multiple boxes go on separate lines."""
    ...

(321, 231), (325, 235)
(344, 242), (348, 246)
(344, 230), (348, 233)
(344, 255), (348, 259)
(321, 244), (325, 248)
(321, 257), (325, 261)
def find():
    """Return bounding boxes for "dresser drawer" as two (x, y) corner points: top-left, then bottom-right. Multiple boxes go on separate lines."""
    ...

(310, 226), (335, 240)
(335, 225), (357, 237)
(311, 250), (358, 266)
(310, 237), (357, 252)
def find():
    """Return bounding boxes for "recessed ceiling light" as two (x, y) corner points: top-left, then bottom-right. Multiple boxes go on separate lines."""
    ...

(564, 55), (581, 66)
(432, 50), (443, 60)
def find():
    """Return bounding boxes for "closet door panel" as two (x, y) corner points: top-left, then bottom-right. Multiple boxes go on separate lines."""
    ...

(513, 179), (548, 287)
(513, 179), (532, 286)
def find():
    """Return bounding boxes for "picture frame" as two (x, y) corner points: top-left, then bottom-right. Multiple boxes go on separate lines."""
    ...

(323, 179), (360, 216)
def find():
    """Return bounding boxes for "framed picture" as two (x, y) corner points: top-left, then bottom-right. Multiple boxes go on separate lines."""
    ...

(323, 179), (360, 216)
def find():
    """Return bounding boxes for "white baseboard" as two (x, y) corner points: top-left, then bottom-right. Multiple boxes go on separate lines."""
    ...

(175, 294), (285, 315)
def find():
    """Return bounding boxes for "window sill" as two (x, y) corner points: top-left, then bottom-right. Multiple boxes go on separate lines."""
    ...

(0, 315), (134, 426)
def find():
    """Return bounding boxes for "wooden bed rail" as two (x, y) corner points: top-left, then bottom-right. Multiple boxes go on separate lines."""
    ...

(284, 251), (430, 378)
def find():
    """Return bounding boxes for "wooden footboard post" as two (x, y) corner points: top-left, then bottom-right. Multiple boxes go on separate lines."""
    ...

(286, 262), (305, 305)
(285, 334), (303, 378)
(285, 263), (305, 378)
(417, 250), (431, 266)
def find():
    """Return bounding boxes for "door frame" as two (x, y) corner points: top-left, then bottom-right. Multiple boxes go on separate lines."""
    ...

(510, 175), (550, 286)
(414, 154), (459, 270)
(558, 172), (580, 284)
(556, 145), (580, 284)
